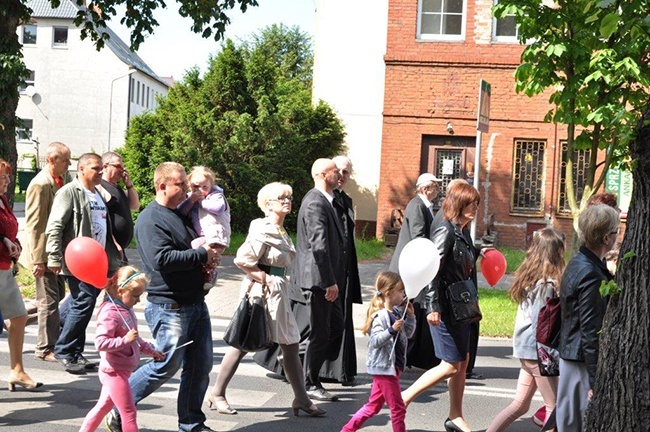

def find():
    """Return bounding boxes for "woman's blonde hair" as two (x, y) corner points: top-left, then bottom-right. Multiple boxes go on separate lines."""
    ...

(105, 265), (149, 298)
(508, 228), (566, 302)
(257, 182), (292, 214)
(188, 165), (216, 188)
(578, 204), (620, 250)
(361, 271), (403, 335)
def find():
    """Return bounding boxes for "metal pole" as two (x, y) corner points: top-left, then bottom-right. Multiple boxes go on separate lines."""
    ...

(471, 130), (482, 241)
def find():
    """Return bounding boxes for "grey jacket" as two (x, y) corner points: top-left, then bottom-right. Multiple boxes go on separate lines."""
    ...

(45, 178), (121, 276)
(512, 279), (557, 359)
(366, 308), (416, 376)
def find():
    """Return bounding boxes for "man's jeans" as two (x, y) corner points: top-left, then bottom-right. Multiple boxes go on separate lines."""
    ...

(54, 276), (99, 360)
(128, 301), (213, 431)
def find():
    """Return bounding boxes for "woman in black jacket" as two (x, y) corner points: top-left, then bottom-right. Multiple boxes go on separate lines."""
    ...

(401, 183), (481, 432)
(556, 203), (619, 431)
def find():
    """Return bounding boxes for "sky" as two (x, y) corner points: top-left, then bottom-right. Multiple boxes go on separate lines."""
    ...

(111, 0), (317, 80)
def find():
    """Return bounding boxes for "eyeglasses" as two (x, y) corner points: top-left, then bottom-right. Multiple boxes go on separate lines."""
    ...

(270, 196), (292, 203)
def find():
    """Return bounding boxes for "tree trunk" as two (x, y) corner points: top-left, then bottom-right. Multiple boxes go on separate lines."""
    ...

(585, 103), (650, 430)
(0, 0), (29, 205)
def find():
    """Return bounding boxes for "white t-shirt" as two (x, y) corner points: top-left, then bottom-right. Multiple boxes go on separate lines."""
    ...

(84, 189), (107, 248)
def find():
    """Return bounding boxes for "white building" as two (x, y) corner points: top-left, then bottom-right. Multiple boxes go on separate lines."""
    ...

(15, 0), (169, 168)
(312, 0), (388, 234)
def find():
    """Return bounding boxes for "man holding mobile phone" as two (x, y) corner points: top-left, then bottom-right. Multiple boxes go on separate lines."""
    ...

(98, 152), (140, 263)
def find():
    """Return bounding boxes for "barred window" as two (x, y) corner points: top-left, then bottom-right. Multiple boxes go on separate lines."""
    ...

(558, 142), (591, 214)
(511, 139), (546, 214)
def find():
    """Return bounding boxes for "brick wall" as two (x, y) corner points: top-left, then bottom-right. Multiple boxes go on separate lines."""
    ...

(377, 0), (610, 250)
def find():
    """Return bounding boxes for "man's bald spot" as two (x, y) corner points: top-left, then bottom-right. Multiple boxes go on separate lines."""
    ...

(311, 158), (335, 178)
(332, 155), (352, 171)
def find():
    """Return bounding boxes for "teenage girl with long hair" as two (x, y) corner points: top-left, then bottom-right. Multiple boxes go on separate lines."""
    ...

(486, 228), (566, 431)
(341, 271), (415, 432)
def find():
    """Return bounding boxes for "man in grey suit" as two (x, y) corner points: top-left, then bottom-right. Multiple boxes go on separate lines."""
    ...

(388, 172), (442, 370)
(294, 158), (346, 401)
(389, 173), (441, 272)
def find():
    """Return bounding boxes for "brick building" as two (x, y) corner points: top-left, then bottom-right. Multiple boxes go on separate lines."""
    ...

(377, 0), (597, 248)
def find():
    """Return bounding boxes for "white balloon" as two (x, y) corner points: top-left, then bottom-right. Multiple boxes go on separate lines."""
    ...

(398, 237), (441, 299)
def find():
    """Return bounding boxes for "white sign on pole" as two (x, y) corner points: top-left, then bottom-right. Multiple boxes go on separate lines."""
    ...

(477, 80), (491, 133)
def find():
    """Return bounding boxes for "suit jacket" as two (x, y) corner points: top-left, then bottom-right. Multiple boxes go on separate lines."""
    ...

(292, 188), (346, 294)
(334, 189), (362, 304)
(389, 195), (434, 272)
(24, 169), (71, 266)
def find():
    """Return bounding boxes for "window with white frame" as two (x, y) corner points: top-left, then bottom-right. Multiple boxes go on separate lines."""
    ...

(53, 27), (68, 47)
(16, 119), (33, 142)
(19, 70), (35, 92)
(418, 0), (466, 41)
(493, 0), (519, 42)
(22, 24), (37, 45)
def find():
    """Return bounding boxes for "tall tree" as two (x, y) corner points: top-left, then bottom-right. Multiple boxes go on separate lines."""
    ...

(122, 24), (345, 232)
(584, 103), (650, 430)
(493, 0), (650, 236)
(0, 0), (258, 202)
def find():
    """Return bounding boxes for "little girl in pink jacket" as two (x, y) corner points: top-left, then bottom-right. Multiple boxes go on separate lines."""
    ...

(80, 266), (164, 432)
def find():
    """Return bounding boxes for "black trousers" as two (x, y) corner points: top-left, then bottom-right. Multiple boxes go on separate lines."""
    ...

(304, 288), (344, 388)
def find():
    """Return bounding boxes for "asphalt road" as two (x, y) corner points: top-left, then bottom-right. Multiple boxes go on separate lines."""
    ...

(1, 251), (537, 432)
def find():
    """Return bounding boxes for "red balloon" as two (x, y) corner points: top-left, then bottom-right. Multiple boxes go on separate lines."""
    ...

(64, 237), (108, 288)
(481, 249), (507, 287)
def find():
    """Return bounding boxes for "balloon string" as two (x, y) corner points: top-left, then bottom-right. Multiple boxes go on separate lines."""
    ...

(389, 297), (410, 360)
(105, 293), (132, 330)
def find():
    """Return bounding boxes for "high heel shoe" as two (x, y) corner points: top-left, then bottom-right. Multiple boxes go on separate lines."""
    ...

(206, 394), (237, 415)
(292, 400), (326, 417)
(7, 375), (43, 392)
(444, 418), (469, 432)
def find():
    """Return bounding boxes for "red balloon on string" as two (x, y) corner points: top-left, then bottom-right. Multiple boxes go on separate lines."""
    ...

(64, 237), (108, 288)
(481, 249), (507, 287)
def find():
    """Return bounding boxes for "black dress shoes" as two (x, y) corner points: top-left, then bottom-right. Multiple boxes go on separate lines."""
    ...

(306, 386), (339, 402)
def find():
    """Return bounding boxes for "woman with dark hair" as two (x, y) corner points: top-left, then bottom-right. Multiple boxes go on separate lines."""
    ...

(556, 204), (619, 431)
(401, 183), (481, 432)
(0, 158), (42, 391)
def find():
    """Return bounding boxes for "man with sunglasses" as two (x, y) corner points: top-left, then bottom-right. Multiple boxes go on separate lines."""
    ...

(98, 152), (140, 262)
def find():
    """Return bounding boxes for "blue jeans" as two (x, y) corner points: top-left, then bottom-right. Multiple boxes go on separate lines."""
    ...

(128, 301), (213, 431)
(54, 276), (99, 360)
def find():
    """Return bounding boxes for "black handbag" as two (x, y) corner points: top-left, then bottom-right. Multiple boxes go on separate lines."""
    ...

(446, 279), (482, 326)
(223, 282), (273, 352)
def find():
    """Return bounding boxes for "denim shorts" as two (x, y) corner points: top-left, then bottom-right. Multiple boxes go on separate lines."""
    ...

(429, 319), (470, 363)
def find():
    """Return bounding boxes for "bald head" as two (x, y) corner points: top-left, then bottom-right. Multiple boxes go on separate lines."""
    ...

(333, 155), (352, 189)
(311, 158), (340, 193)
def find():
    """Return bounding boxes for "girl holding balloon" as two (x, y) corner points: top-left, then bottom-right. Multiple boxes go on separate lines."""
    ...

(341, 271), (415, 432)
(79, 266), (165, 432)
